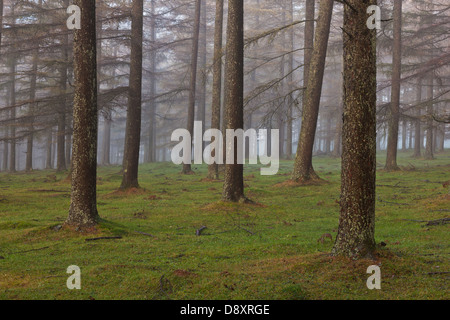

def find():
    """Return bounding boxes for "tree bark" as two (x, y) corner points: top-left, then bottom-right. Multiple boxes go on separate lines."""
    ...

(332, 0), (377, 260)
(121, 0), (144, 189)
(66, 0), (99, 228)
(385, 0), (402, 171)
(292, 0), (333, 182)
(207, 0), (224, 180)
(222, 0), (245, 202)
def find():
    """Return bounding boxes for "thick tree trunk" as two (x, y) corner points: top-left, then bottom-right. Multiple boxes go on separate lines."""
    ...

(385, 0), (402, 171)
(183, 0), (202, 174)
(292, 0), (333, 182)
(207, 0), (224, 180)
(332, 0), (377, 260)
(121, 0), (144, 189)
(66, 0), (99, 228)
(222, 0), (245, 202)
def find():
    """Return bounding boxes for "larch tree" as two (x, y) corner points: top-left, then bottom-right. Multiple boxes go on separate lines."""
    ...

(332, 0), (377, 259)
(66, 0), (100, 228)
(222, 0), (245, 203)
(207, 0), (224, 180)
(147, 0), (157, 164)
(121, 0), (144, 189)
(385, 0), (402, 171)
(292, 0), (333, 183)
(183, 0), (202, 175)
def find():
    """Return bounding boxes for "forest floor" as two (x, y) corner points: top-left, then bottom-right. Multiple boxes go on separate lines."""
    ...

(0, 151), (449, 300)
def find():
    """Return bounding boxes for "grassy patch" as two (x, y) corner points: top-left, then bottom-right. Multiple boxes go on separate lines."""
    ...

(0, 151), (448, 300)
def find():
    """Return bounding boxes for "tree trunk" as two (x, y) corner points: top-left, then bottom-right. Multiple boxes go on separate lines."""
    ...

(292, 0), (333, 182)
(222, 0), (245, 202)
(57, 3), (70, 172)
(285, 0), (295, 160)
(207, 0), (224, 180)
(183, 0), (202, 174)
(332, 0), (377, 260)
(9, 57), (16, 173)
(26, 45), (38, 172)
(385, 0), (402, 171)
(424, 75), (434, 160)
(121, 0), (144, 189)
(413, 78), (422, 158)
(147, 0), (157, 163)
(102, 112), (111, 165)
(66, 0), (99, 228)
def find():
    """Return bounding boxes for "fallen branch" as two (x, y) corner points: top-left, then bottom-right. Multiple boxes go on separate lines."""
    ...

(10, 246), (50, 255)
(427, 272), (450, 276)
(426, 218), (450, 226)
(85, 236), (122, 241)
(196, 226), (207, 236)
(238, 226), (255, 235)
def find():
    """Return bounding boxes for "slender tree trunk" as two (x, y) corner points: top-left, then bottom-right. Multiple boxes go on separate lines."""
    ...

(102, 111), (111, 165)
(46, 129), (52, 169)
(401, 119), (407, 151)
(121, 0), (144, 189)
(292, 0), (333, 182)
(333, 105), (342, 157)
(285, 0), (295, 160)
(207, 0), (224, 180)
(9, 58), (16, 173)
(147, 0), (157, 163)
(425, 75), (434, 160)
(198, 0), (207, 129)
(332, 0), (377, 259)
(26, 45), (38, 172)
(65, 127), (71, 168)
(66, 0), (99, 228)
(57, 2), (70, 172)
(385, 0), (402, 171)
(222, 0), (245, 202)
(183, 0), (202, 174)
(2, 87), (9, 172)
(413, 78), (422, 158)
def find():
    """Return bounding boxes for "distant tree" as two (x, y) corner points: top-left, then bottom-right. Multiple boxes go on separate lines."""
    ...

(385, 0), (402, 171)
(66, 0), (100, 228)
(222, 0), (245, 202)
(332, 0), (377, 259)
(183, 0), (202, 175)
(207, 0), (224, 180)
(292, 0), (333, 183)
(121, 0), (144, 189)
